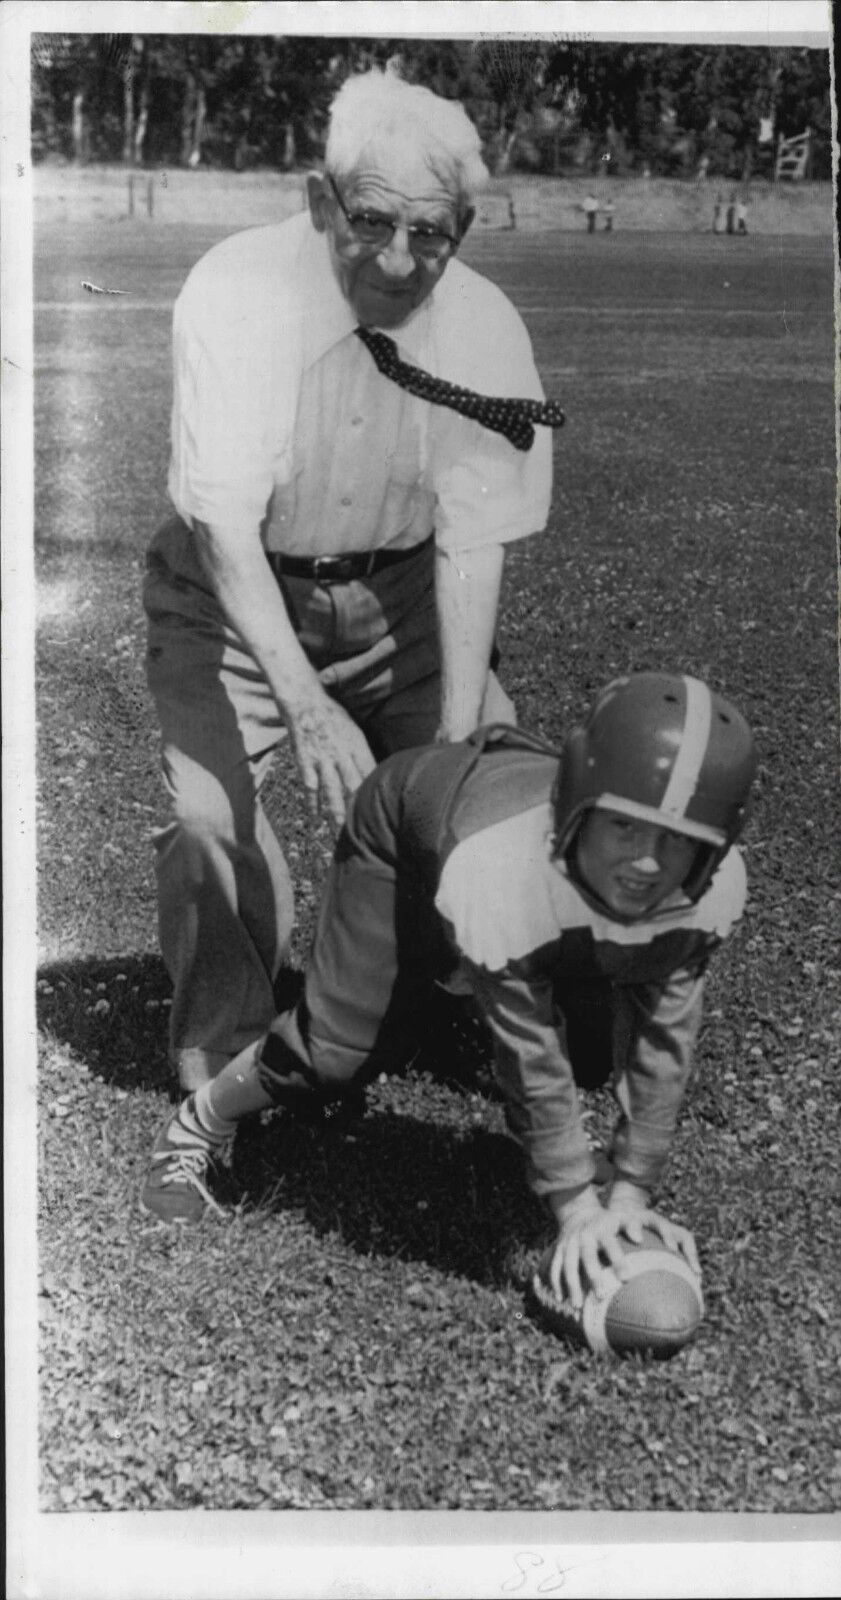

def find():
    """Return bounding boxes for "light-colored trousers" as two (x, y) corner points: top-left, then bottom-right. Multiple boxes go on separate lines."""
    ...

(143, 516), (512, 1089)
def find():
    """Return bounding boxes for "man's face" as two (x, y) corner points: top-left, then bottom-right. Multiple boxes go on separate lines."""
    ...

(574, 808), (700, 920)
(308, 151), (470, 329)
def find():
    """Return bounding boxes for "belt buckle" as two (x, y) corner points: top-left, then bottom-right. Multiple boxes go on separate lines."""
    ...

(313, 551), (375, 582)
(312, 554), (344, 582)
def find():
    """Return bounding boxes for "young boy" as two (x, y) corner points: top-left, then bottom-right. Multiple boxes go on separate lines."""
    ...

(141, 672), (756, 1311)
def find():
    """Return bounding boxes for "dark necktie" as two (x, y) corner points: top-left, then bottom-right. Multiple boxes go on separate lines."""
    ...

(355, 325), (565, 452)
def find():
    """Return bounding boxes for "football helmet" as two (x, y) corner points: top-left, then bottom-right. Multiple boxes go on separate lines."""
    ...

(553, 673), (756, 900)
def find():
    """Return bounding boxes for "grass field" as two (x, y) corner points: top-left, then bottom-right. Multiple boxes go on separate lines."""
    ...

(33, 209), (840, 1518)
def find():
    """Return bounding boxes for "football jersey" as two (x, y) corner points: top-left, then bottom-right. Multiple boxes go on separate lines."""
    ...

(346, 726), (748, 1197)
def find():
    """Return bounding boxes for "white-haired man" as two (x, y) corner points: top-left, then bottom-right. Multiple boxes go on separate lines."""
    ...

(144, 68), (562, 1093)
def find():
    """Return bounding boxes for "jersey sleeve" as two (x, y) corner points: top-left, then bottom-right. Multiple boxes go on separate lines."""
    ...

(700, 846), (748, 938)
(608, 966), (706, 1192)
(460, 959), (596, 1197)
(607, 855), (748, 1191)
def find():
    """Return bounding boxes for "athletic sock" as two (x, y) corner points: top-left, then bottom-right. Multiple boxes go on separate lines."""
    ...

(167, 1090), (234, 1151)
(193, 1082), (239, 1143)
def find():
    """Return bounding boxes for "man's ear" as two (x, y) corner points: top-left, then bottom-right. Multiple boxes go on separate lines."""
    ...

(307, 172), (330, 233)
(455, 206), (475, 249)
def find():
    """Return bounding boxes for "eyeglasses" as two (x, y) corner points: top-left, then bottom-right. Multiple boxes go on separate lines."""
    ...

(327, 176), (458, 262)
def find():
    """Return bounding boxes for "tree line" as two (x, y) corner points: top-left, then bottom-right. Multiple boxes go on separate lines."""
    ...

(31, 34), (833, 181)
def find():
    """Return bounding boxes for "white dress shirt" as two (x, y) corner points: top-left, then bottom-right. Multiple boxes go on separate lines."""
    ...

(168, 211), (553, 555)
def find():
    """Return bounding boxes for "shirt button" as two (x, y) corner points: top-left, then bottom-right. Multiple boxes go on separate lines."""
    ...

(340, 495), (352, 506)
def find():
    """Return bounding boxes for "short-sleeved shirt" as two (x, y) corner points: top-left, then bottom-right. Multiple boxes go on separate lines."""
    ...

(168, 211), (553, 555)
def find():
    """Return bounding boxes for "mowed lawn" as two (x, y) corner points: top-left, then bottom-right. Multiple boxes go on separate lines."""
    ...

(34, 211), (840, 1514)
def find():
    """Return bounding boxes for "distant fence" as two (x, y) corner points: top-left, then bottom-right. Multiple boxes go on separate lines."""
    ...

(33, 165), (834, 237)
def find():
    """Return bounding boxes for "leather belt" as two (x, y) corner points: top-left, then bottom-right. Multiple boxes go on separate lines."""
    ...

(266, 536), (432, 584)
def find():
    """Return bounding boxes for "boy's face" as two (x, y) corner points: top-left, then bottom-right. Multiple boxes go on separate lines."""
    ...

(574, 809), (700, 919)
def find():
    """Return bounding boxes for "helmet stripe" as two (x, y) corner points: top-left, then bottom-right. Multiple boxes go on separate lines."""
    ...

(660, 677), (712, 819)
(594, 793), (725, 845)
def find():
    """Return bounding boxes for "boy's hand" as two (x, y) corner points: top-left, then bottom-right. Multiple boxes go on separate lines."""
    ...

(546, 1183), (701, 1308)
(547, 1202), (638, 1310)
(607, 1184), (706, 1280)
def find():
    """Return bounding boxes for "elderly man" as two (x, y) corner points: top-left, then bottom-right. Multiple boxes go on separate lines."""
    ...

(144, 68), (561, 1093)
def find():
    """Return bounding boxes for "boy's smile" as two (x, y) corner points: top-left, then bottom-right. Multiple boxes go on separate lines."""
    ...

(574, 809), (700, 920)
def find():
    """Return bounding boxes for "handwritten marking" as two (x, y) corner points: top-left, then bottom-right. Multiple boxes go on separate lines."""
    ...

(81, 281), (131, 296)
(503, 1550), (604, 1595)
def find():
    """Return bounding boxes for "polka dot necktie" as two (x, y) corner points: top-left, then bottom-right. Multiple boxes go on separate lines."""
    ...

(355, 325), (565, 452)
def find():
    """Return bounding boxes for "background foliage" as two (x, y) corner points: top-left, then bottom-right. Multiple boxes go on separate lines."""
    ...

(31, 34), (832, 180)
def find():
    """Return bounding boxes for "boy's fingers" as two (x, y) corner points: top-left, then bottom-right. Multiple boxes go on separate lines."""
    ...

(548, 1242), (565, 1302)
(678, 1232), (702, 1277)
(561, 1239), (584, 1310)
(599, 1231), (629, 1283)
(641, 1212), (677, 1255)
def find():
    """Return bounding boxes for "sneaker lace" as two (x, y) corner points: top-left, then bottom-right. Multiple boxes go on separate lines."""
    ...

(153, 1144), (227, 1218)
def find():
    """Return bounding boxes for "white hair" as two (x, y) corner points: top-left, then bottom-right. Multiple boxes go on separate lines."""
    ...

(325, 68), (489, 206)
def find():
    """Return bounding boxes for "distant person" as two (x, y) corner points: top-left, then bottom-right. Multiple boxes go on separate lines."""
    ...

(143, 67), (564, 1095)
(582, 192), (599, 233)
(602, 199), (614, 233)
(141, 671), (757, 1331)
(736, 197), (748, 235)
(712, 192), (725, 233)
(726, 190), (737, 235)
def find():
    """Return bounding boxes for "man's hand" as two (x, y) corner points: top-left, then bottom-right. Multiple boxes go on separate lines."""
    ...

(191, 525), (375, 827)
(287, 691), (376, 827)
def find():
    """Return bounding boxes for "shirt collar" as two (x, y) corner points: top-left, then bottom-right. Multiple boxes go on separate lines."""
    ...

(297, 218), (438, 370)
(298, 222), (357, 366)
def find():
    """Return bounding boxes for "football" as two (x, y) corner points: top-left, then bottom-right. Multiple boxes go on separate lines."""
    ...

(529, 1227), (704, 1359)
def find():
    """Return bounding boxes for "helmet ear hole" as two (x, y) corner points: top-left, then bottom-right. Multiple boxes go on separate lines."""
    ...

(683, 842), (720, 900)
(560, 813), (587, 865)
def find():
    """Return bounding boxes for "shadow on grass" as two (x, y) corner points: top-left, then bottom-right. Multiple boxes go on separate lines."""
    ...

(36, 955), (493, 1092)
(37, 954), (530, 1282)
(228, 1104), (547, 1289)
(36, 954), (305, 1095)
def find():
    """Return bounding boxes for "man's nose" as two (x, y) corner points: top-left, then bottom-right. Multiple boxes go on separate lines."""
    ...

(376, 227), (417, 277)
